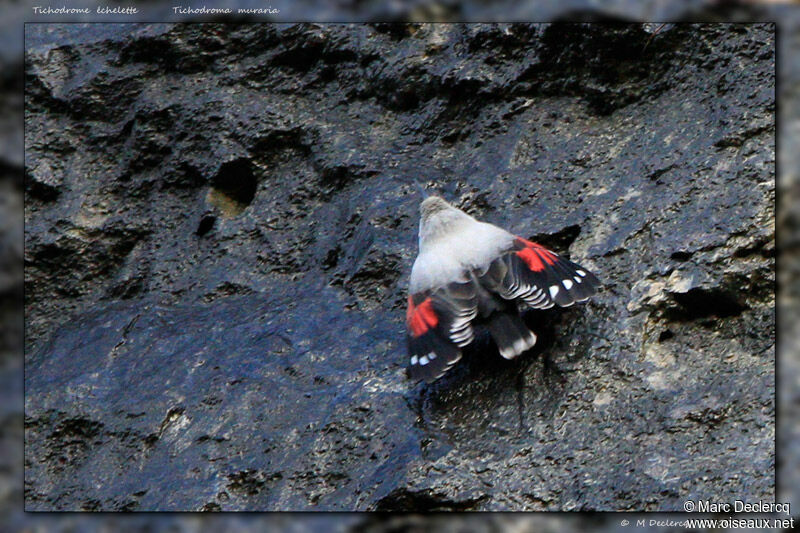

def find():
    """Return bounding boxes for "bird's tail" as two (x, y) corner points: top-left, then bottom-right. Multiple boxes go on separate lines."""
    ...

(486, 313), (537, 360)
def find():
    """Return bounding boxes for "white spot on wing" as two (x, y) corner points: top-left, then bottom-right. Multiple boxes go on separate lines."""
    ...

(549, 285), (560, 299)
(411, 355), (419, 365)
(427, 352), (436, 360)
(563, 279), (573, 290)
(576, 269), (586, 277)
(574, 276), (582, 284)
(419, 355), (429, 366)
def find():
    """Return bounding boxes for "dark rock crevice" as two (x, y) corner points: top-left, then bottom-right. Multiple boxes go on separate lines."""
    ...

(374, 488), (488, 512)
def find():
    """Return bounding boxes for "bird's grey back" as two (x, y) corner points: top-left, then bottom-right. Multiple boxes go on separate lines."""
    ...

(411, 198), (515, 293)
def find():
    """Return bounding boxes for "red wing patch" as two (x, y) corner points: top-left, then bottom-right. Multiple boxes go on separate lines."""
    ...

(514, 237), (558, 272)
(406, 296), (438, 337)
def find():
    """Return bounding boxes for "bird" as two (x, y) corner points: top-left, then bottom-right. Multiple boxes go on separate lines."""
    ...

(406, 194), (600, 383)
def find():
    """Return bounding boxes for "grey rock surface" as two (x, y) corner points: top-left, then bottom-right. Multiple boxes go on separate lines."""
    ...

(24, 23), (774, 511)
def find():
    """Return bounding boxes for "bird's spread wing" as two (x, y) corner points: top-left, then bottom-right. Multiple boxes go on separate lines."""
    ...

(406, 237), (600, 383)
(481, 237), (601, 309)
(406, 280), (478, 383)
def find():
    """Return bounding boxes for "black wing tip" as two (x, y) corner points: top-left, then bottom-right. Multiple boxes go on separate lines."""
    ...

(556, 275), (601, 307)
(407, 330), (462, 383)
(407, 351), (461, 383)
(545, 255), (600, 306)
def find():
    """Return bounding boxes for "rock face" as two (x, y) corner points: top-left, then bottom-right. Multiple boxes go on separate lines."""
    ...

(24, 23), (774, 511)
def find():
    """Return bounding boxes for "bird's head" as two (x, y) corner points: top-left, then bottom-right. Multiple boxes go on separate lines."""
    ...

(418, 195), (471, 247)
(420, 196), (453, 222)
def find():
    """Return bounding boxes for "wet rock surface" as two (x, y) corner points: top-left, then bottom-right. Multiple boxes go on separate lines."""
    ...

(24, 23), (774, 510)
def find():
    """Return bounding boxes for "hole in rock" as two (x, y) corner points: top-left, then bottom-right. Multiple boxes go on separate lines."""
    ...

(669, 288), (747, 320)
(670, 250), (693, 261)
(196, 215), (216, 237)
(207, 159), (257, 217)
